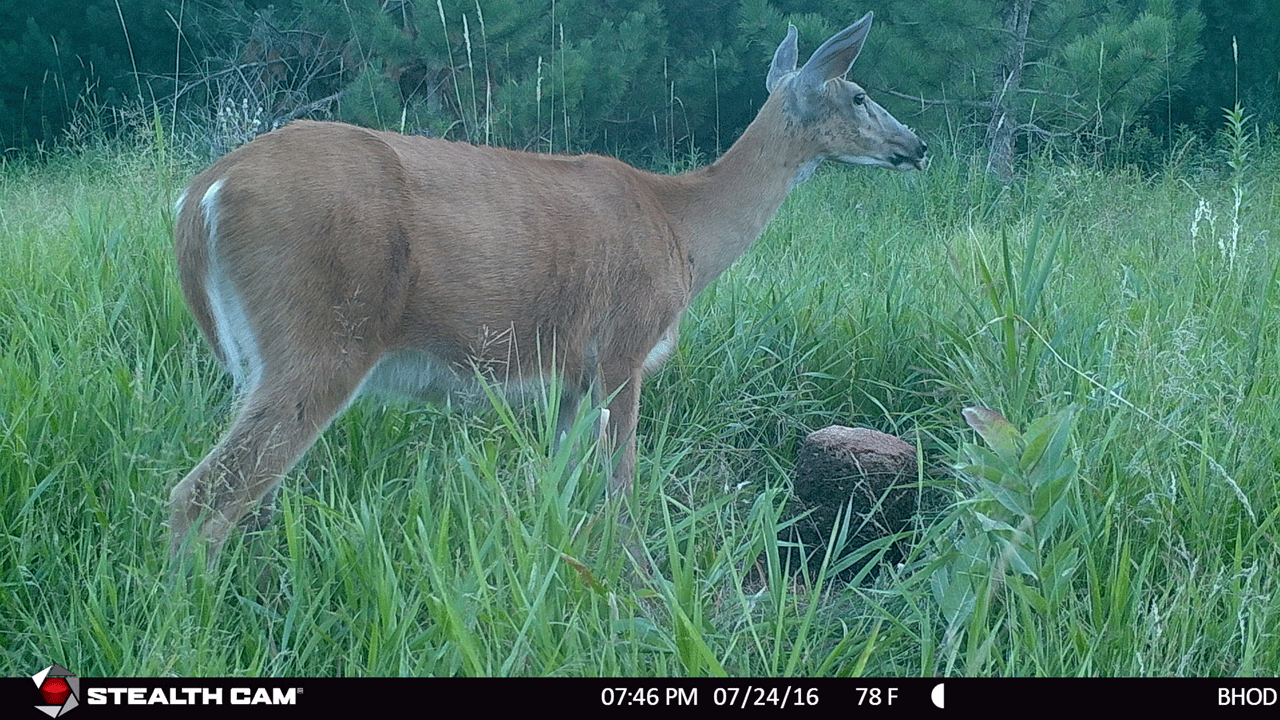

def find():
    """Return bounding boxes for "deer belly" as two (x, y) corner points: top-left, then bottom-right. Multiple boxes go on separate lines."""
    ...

(360, 348), (546, 407)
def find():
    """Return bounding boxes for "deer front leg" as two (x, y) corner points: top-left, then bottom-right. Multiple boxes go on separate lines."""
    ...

(600, 361), (647, 570)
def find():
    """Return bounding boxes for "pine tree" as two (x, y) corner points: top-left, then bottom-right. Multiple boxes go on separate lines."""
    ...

(1175, 0), (1280, 134)
(0, 1), (176, 150)
(2, 0), (1231, 168)
(867, 0), (1204, 178)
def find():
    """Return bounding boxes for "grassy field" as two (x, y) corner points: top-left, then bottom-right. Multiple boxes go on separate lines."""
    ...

(1, 129), (1277, 677)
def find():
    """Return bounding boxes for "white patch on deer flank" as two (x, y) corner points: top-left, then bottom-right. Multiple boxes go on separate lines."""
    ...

(201, 179), (264, 391)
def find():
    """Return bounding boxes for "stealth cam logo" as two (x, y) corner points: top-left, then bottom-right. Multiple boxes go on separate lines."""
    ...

(32, 665), (80, 717)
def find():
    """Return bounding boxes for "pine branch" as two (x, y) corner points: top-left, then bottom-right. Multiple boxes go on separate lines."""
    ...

(881, 89), (991, 110)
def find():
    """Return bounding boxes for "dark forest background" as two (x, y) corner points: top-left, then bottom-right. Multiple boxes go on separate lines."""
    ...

(1, 1), (1276, 173)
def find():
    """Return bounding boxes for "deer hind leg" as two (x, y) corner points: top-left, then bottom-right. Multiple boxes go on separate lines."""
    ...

(553, 355), (609, 461)
(597, 360), (650, 571)
(600, 362), (642, 500)
(168, 359), (373, 562)
(240, 482), (282, 533)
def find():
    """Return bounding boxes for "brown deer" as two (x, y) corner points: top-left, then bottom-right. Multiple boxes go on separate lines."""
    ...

(168, 12), (926, 562)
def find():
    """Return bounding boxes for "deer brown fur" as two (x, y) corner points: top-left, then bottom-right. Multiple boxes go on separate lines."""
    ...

(168, 12), (926, 562)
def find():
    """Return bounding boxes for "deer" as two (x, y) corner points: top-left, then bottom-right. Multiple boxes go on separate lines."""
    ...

(167, 11), (927, 564)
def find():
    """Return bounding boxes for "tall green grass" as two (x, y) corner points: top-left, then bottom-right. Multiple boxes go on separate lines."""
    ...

(2, 133), (1277, 676)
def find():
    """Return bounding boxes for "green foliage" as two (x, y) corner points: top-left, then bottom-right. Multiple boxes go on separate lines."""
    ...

(926, 405), (1082, 671)
(1047, 5), (1204, 142)
(4, 79), (1280, 680)
(6, 0), (1279, 171)
(960, 406), (1079, 580)
(868, 0), (1204, 163)
(0, 1), (176, 149)
(340, 61), (403, 130)
(1170, 0), (1280, 134)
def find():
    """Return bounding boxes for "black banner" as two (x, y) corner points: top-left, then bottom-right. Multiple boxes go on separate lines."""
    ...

(6, 675), (1279, 717)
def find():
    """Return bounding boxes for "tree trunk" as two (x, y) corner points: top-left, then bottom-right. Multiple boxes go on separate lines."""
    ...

(985, 0), (1032, 181)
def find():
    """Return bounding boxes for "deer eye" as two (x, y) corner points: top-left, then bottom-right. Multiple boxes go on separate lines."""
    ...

(853, 93), (866, 106)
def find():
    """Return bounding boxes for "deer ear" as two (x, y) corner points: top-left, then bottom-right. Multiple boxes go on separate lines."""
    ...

(766, 25), (799, 93)
(797, 12), (872, 87)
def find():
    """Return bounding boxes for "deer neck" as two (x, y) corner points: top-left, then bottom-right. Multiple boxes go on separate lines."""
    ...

(663, 94), (820, 297)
